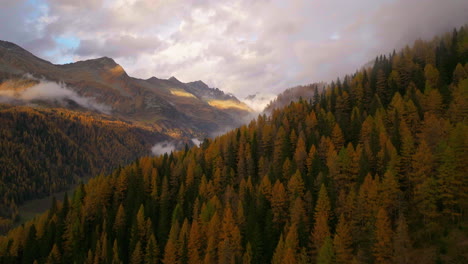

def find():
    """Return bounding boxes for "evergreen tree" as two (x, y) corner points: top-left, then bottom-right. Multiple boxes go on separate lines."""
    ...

(373, 208), (393, 264)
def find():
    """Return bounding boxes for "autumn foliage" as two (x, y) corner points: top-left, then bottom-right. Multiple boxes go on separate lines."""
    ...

(0, 26), (467, 263)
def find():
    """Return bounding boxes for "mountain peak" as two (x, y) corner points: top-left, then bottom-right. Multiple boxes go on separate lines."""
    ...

(63, 56), (126, 76)
(0, 40), (54, 66)
(168, 76), (182, 83)
(91, 56), (118, 66)
(187, 80), (211, 91)
(0, 40), (22, 50)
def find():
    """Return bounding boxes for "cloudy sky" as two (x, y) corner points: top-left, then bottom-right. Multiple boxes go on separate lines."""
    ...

(1, 0), (467, 99)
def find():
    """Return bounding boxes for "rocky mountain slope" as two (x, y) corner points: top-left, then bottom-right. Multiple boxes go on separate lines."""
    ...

(0, 40), (253, 139)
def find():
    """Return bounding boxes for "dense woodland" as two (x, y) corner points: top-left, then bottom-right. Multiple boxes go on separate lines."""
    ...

(0, 106), (169, 232)
(0, 26), (467, 263)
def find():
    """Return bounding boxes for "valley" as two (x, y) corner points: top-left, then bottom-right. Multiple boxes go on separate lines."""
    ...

(0, 25), (466, 263)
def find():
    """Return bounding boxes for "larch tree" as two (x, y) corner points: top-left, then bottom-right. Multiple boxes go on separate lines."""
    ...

(317, 236), (335, 264)
(112, 240), (122, 264)
(218, 207), (242, 264)
(311, 184), (331, 255)
(287, 170), (305, 202)
(271, 180), (289, 225)
(130, 241), (143, 264)
(452, 63), (467, 85)
(242, 242), (253, 264)
(144, 234), (159, 264)
(46, 244), (61, 264)
(331, 123), (345, 151)
(294, 137), (308, 175)
(379, 170), (401, 218)
(162, 222), (180, 264)
(272, 234), (285, 264)
(334, 214), (353, 264)
(373, 208), (393, 264)
(188, 220), (203, 264)
(393, 214), (412, 264)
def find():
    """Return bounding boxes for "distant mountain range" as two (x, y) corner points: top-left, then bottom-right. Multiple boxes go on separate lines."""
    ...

(0, 40), (253, 139)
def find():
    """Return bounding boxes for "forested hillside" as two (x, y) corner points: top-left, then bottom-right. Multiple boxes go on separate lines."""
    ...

(0, 26), (467, 264)
(264, 83), (325, 113)
(0, 105), (169, 232)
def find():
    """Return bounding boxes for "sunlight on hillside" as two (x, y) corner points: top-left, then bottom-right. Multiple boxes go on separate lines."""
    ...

(108, 65), (125, 76)
(208, 99), (252, 111)
(170, 89), (197, 98)
(0, 79), (37, 92)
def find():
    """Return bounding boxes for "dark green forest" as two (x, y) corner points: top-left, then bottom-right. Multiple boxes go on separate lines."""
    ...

(0, 26), (467, 264)
(0, 106), (169, 232)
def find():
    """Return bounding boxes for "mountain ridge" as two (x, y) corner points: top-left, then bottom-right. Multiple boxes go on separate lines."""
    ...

(0, 40), (253, 139)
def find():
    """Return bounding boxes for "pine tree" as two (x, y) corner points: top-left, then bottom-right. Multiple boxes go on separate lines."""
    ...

(46, 244), (62, 264)
(311, 185), (331, 255)
(219, 207), (242, 264)
(287, 170), (305, 202)
(393, 214), (412, 264)
(379, 170), (401, 218)
(373, 208), (393, 264)
(163, 222), (180, 264)
(447, 79), (468, 123)
(331, 123), (345, 150)
(317, 236), (335, 264)
(144, 234), (159, 264)
(131, 241), (143, 264)
(410, 140), (438, 222)
(272, 234), (285, 264)
(112, 240), (122, 264)
(271, 180), (288, 225)
(188, 220), (202, 264)
(334, 214), (353, 264)
(204, 212), (221, 263)
(452, 63), (467, 85)
(114, 204), (126, 232)
(135, 204), (146, 242)
(282, 248), (298, 264)
(294, 137), (308, 174)
(437, 145), (460, 221)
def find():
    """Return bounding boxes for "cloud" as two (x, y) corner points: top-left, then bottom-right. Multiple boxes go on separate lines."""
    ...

(0, 77), (111, 114)
(243, 93), (276, 113)
(151, 141), (176, 156)
(1, 0), (467, 99)
(75, 35), (164, 58)
(191, 138), (202, 146)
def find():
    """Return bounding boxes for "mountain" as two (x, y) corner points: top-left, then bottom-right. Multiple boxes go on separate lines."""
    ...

(0, 40), (253, 138)
(0, 105), (172, 232)
(264, 82), (326, 113)
(1, 26), (466, 263)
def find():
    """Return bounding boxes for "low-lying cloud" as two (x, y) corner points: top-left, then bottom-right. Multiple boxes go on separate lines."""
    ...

(243, 93), (277, 113)
(0, 78), (111, 114)
(151, 141), (176, 156)
(191, 138), (202, 146)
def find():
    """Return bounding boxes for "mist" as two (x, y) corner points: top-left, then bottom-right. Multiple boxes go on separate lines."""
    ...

(243, 93), (277, 113)
(151, 141), (176, 156)
(191, 138), (202, 146)
(0, 78), (111, 114)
